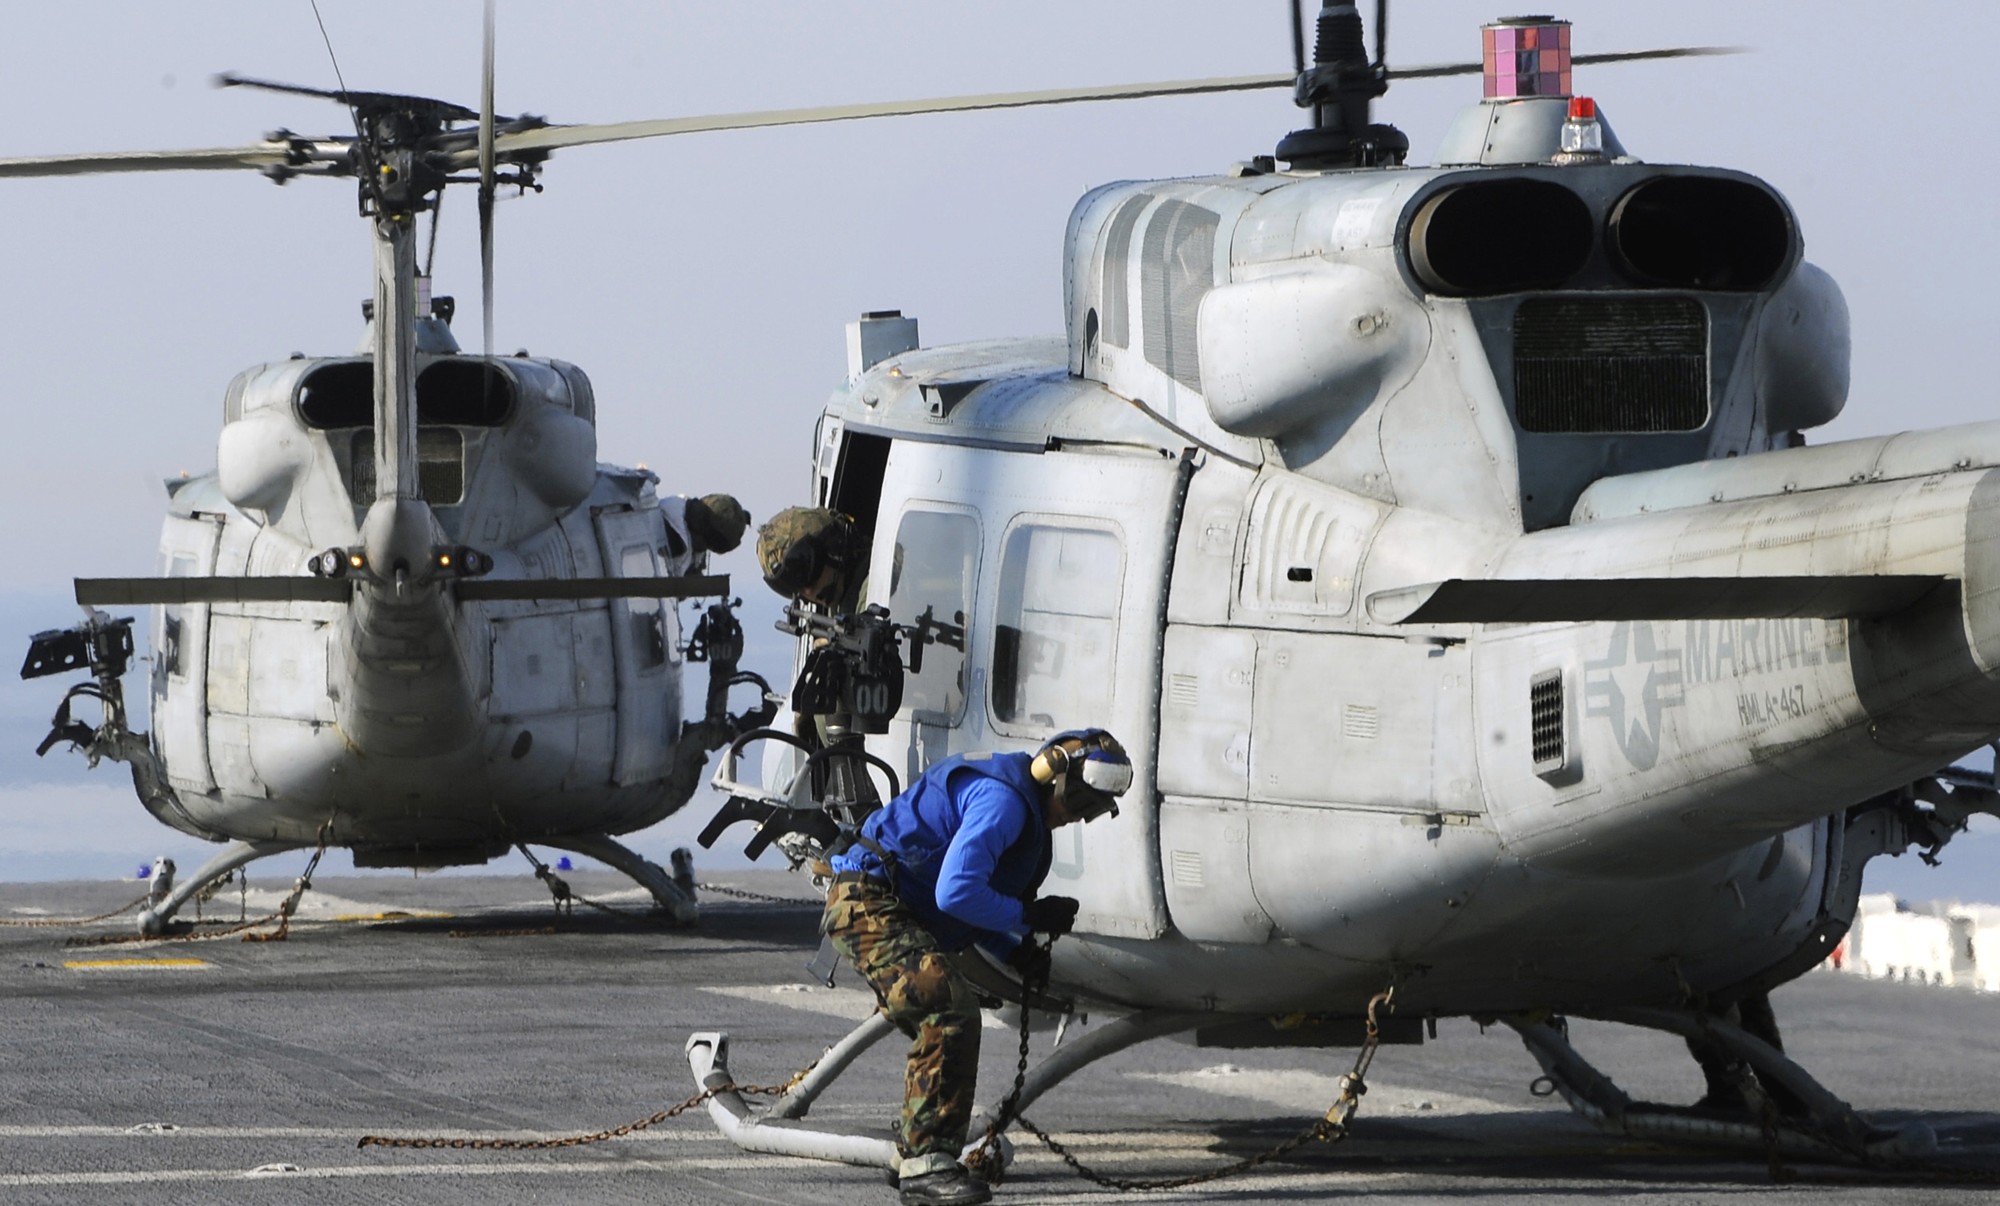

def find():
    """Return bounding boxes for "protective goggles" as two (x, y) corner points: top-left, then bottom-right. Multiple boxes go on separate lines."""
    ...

(1078, 756), (1133, 799)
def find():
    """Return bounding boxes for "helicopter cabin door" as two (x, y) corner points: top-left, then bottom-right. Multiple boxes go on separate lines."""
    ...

(870, 439), (1183, 941)
(155, 513), (223, 796)
(595, 506), (681, 786)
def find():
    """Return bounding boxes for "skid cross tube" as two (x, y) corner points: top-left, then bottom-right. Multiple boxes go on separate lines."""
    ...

(533, 833), (697, 923)
(770, 1011), (897, 1121)
(968, 1009), (1212, 1133)
(1590, 1006), (1936, 1161)
(686, 1030), (902, 1168)
(1506, 1010), (1938, 1164)
(686, 1008), (1213, 1174)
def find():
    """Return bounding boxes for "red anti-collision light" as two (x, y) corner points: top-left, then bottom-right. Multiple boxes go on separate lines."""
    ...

(1569, 96), (1597, 120)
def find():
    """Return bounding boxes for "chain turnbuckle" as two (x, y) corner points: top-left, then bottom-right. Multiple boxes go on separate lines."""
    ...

(1320, 985), (1393, 1138)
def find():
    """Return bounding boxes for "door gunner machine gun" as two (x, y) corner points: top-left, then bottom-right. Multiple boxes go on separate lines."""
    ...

(697, 601), (965, 871)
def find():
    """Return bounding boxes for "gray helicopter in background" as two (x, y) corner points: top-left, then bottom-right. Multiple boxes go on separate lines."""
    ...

(5, 23), (801, 931)
(683, 1), (2000, 1178)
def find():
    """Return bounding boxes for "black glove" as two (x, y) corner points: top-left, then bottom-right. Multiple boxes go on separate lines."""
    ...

(1007, 939), (1052, 986)
(1023, 895), (1080, 937)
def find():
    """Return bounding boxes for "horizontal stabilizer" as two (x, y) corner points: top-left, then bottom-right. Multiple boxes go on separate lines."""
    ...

(455, 574), (727, 601)
(74, 574), (729, 606)
(76, 577), (352, 605)
(1367, 575), (1949, 626)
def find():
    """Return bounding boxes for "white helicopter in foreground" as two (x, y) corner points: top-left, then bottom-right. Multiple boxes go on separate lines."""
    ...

(681, 1), (2000, 1179)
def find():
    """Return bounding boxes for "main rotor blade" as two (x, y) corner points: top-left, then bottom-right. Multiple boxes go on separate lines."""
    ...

(485, 72), (1295, 157)
(214, 72), (349, 103)
(3, 45), (1745, 184)
(0, 145), (293, 178)
(1387, 45), (1744, 82)
(478, 0), (497, 359)
(216, 72), (481, 122)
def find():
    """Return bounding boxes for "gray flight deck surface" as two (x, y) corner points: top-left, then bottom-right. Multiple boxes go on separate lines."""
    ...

(5, 871), (1999, 1205)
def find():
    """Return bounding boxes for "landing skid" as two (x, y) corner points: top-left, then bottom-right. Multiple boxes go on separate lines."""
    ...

(1506, 1008), (1937, 1164)
(531, 834), (699, 924)
(684, 1007), (1211, 1174)
(137, 832), (700, 935)
(136, 839), (310, 934)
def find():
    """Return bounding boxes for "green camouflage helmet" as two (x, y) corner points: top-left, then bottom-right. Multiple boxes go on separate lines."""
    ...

(684, 493), (750, 554)
(757, 506), (856, 597)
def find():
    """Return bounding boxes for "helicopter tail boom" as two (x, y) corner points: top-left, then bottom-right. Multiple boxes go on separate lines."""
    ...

(1449, 457), (2000, 877)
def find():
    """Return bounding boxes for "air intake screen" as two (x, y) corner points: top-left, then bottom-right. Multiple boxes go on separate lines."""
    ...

(349, 428), (466, 505)
(1530, 674), (1564, 770)
(1100, 194), (1149, 350)
(1141, 199), (1219, 391)
(1514, 297), (1708, 433)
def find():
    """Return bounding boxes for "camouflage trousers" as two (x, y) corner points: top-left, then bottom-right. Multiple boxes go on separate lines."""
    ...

(822, 878), (981, 1159)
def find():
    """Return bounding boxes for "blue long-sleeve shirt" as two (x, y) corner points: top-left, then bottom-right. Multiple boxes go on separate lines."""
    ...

(830, 750), (1051, 953)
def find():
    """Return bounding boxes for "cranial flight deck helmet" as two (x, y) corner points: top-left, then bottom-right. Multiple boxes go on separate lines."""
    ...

(1029, 729), (1133, 820)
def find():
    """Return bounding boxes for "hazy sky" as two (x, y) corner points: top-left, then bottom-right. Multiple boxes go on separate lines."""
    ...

(1, 2), (1996, 898)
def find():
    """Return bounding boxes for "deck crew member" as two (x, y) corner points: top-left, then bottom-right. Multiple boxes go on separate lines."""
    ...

(823, 729), (1133, 1206)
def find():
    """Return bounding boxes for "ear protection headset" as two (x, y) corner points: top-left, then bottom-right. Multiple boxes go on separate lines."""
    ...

(1028, 738), (1074, 785)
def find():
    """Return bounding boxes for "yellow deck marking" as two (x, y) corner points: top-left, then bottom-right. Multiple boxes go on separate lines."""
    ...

(331, 910), (454, 922)
(63, 958), (211, 970)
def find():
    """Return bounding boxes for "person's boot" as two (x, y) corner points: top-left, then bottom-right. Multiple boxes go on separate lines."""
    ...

(897, 1154), (990, 1206)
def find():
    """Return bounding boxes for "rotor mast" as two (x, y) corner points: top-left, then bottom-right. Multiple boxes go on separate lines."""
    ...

(353, 104), (455, 587)
(371, 215), (419, 505)
(1277, 1), (1407, 169)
